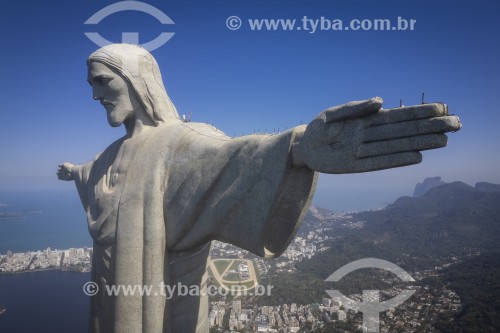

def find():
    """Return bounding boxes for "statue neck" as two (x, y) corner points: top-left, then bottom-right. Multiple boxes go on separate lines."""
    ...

(124, 112), (156, 138)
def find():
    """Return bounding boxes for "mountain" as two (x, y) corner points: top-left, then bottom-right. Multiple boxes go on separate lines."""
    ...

(413, 176), (447, 197)
(434, 251), (500, 333)
(267, 181), (500, 331)
(475, 181), (500, 193)
(299, 181), (500, 276)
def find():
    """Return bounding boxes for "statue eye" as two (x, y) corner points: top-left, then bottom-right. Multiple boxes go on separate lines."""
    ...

(98, 77), (112, 84)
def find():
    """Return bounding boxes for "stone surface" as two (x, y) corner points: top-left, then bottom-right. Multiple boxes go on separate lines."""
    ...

(57, 43), (461, 333)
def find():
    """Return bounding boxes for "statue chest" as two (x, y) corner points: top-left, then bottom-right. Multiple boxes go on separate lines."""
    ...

(88, 136), (149, 245)
(102, 139), (137, 190)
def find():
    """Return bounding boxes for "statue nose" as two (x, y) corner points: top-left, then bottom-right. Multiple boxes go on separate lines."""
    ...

(92, 85), (104, 101)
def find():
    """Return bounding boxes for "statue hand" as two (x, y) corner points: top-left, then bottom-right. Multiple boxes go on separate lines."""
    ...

(57, 162), (75, 181)
(292, 97), (462, 173)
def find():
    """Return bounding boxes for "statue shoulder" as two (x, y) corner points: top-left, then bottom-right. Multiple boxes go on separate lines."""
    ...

(154, 121), (229, 142)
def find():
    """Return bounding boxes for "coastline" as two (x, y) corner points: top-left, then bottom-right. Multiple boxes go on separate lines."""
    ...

(0, 267), (90, 276)
(1, 247), (92, 275)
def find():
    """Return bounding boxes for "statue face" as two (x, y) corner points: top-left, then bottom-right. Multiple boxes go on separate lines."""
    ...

(87, 61), (139, 127)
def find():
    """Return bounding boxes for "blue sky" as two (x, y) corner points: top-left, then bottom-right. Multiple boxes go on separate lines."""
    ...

(1, 0), (499, 211)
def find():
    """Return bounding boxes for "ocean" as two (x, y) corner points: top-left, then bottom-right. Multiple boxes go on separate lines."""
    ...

(0, 270), (90, 333)
(0, 191), (92, 254)
(0, 191), (91, 332)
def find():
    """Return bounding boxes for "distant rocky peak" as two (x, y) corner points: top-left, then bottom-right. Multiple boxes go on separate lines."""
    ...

(413, 177), (447, 197)
(475, 182), (500, 193)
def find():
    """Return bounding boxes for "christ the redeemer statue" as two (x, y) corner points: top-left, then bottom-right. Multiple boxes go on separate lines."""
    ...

(57, 43), (461, 333)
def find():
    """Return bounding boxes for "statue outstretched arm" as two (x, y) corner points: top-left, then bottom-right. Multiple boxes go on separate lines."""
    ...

(292, 97), (462, 173)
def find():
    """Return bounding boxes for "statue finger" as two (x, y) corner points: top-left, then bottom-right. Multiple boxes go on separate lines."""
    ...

(354, 151), (423, 172)
(368, 103), (449, 126)
(323, 97), (382, 123)
(363, 116), (461, 142)
(357, 134), (448, 158)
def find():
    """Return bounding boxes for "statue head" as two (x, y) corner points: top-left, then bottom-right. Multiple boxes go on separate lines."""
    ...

(87, 43), (179, 126)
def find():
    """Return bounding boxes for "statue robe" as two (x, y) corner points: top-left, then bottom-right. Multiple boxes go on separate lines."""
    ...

(72, 120), (317, 333)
